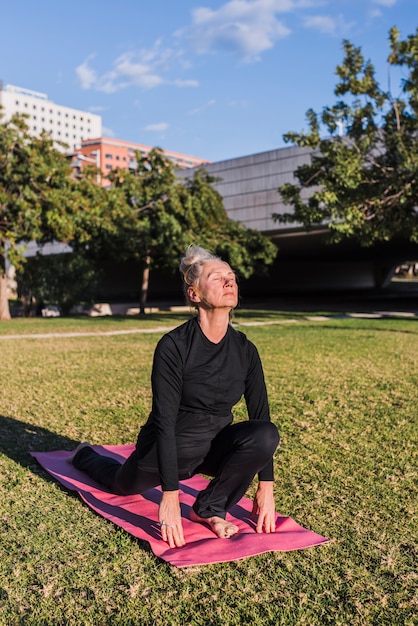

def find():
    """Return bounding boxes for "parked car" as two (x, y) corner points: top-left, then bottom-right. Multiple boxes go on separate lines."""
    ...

(41, 305), (61, 317)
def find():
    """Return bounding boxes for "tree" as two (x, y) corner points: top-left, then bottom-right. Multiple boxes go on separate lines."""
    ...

(17, 251), (99, 316)
(0, 113), (114, 320)
(273, 27), (418, 247)
(107, 149), (277, 312)
(178, 168), (277, 278)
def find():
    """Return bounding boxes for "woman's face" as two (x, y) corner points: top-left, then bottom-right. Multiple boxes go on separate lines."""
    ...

(188, 260), (238, 310)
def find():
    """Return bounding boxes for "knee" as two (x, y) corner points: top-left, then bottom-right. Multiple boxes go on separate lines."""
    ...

(259, 422), (280, 454)
(248, 421), (280, 456)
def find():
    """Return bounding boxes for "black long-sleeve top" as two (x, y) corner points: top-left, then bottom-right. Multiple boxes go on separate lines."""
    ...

(135, 317), (274, 491)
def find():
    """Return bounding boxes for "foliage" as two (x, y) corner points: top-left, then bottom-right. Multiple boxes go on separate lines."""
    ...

(180, 169), (277, 278)
(0, 113), (105, 320)
(16, 251), (100, 316)
(0, 119), (275, 319)
(273, 27), (418, 246)
(107, 150), (277, 310)
(0, 311), (416, 624)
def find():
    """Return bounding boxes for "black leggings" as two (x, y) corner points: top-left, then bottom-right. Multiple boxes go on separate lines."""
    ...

(73, 421), (279, 519)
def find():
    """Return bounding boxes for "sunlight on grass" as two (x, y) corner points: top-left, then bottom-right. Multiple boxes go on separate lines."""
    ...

(0, 313), (416, 624)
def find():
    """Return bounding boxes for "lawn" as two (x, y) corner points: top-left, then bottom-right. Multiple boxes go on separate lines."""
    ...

(0, 310), (416, 625)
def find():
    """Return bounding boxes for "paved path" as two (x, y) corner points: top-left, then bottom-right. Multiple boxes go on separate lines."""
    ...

(0, 310), (416, 340)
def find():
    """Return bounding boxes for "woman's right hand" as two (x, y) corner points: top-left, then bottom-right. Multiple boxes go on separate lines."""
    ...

(159, 490), (186, 548)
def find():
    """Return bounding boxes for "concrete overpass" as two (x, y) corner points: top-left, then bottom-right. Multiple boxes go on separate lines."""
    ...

(181, 145), (418, 293)
(18, 144), (418, 305)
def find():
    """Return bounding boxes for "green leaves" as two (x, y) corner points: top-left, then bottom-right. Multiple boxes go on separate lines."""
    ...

(0, 121), (276, 318)
(102, 153), (277, 305)
(274, 27), (418, 246)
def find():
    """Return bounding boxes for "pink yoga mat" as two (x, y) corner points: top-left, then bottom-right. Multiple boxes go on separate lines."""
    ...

(31, 444), (329, 568)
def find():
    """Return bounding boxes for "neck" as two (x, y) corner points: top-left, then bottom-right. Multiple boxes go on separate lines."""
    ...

(197, 307), (231, 344)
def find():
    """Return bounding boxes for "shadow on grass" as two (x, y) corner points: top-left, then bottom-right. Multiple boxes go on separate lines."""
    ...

(0, 414), (79, 471)
(0, 414), (165, 562)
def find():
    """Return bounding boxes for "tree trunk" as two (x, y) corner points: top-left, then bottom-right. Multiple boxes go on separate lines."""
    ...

(0, 273), (11, 321)
(140, 254), (151, 314)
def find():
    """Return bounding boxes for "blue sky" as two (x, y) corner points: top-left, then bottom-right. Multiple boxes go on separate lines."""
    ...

(1, 0), (415, 162)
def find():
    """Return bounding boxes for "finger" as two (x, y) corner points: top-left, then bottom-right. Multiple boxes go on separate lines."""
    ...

(256, 514), (265, 533)
(171, 530), (185, 548)
(263, 514), (276, 533)
(163, 523), (185, 548)
(176, 526), (186, 546)
(162, 525), (175, 548)
(160, 522), (173, 544)
(256, 511), (274, 533)
(250, 500), (258, 519)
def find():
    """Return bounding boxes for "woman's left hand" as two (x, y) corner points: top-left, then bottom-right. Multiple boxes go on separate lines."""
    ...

(250, 481), (276, 533)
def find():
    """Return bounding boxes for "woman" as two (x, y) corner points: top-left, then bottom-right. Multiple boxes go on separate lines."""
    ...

(70, 246), (279, 548)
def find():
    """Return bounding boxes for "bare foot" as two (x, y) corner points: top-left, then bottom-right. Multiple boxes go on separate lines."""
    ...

(190, 509), (239, 538)
(66, 442), (91, 464)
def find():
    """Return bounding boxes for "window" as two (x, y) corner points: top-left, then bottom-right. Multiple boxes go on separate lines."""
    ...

(15, 100), (19, 105)
(105, 164), (112, 170)
(115, 155), (120, 160)
(105, 154), (113, 159)
(24, 103), (28, 107)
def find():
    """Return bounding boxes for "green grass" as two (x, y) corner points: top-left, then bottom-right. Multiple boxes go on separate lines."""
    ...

(0, 311), (417, 625)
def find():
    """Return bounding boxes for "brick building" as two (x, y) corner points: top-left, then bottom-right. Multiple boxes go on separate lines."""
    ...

(70, 136), (211, 185)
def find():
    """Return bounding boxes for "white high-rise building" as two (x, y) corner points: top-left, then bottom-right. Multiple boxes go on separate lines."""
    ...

(0, 81), (102, 152)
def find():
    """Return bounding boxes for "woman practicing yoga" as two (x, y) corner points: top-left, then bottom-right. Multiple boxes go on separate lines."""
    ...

(70, 245), (280, 548)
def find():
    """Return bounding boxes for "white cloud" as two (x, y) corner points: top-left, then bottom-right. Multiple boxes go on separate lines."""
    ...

(303, 14), (355, 37)
(144, 122), (169, 132)
(181, 0), (324, 61)
(76, 43), (197, 93)
(76, 55), (98, 89)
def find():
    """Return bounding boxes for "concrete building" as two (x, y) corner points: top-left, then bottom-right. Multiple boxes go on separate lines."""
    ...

(4, 76), (414, 298)
(0, 81), (102, 151)
(179, 146), (418, 293)
(70, 136), (211, 186)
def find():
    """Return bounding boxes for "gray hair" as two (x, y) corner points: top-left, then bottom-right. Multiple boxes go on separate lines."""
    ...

(179, 245), (221, 307)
